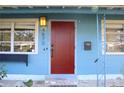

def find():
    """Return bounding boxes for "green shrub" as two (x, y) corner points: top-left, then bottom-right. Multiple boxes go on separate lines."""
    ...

(23, 79), (33, 87)
(0, 64), (7, 80)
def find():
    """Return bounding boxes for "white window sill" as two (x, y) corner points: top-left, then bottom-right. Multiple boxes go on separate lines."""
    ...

(105, 52), (124, 55)
(0, 52), (38, 55)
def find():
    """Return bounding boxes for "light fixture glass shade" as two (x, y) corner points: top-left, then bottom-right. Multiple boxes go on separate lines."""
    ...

(40, 17), (47, 26)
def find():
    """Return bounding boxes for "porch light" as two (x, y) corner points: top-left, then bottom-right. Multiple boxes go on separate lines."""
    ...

(40, 16), (47, 27)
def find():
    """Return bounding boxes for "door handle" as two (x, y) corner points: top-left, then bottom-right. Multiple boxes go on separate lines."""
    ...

(51, 44), (54, 58)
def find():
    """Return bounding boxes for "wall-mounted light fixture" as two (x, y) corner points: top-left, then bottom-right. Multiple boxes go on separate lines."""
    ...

(40, 16), (47, 26)
(40, 16), (47, 31)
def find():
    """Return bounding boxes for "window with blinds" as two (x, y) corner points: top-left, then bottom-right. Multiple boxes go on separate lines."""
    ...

(0, 22), (11, 52)
(102, 20), (124, 53)
(0, 19), (38, 54)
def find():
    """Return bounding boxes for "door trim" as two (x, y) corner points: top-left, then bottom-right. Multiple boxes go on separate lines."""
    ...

(48, 19), (77, 75)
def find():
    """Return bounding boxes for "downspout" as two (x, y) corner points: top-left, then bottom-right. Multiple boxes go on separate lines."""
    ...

(103, 14), (106, 87)
(96, 13), (99, 87)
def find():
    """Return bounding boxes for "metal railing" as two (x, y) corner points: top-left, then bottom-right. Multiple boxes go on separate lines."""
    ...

(94, 55), (106, 87)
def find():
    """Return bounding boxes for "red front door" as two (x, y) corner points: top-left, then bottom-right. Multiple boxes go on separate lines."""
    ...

(51, 21), (75, 74)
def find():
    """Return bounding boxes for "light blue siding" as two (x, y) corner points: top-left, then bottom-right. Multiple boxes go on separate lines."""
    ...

(0, 13), (124, 75)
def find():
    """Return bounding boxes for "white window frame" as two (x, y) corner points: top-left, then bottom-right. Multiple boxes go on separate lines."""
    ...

(102, 20), (124, 55)
(0, 19), (38, 54)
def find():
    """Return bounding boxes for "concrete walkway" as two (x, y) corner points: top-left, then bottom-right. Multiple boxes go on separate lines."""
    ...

(0, 78), (124, 87)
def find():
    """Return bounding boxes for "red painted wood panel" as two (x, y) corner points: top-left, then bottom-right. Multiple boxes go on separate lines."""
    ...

(51, 21), (75, 74)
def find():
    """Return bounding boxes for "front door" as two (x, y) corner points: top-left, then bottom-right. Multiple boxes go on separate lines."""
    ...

(51, 21), (75, 74)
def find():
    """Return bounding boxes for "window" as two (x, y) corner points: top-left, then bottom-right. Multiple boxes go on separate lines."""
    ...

(0, 23), (11, 52)
(102, 20), (124, 54)
(0, 19), (38, 54)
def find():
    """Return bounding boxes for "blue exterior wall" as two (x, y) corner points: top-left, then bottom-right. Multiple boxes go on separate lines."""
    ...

(0, 13), (124, 75)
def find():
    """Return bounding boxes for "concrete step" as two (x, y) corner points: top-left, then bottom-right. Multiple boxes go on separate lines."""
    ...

(45, 77), (78, 87)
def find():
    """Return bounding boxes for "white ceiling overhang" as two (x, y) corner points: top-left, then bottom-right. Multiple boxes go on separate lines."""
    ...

(0, 0), (124, 15)
(0, 0), (124, 6)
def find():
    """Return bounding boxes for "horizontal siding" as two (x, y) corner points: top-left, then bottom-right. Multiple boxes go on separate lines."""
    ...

(0, 14), (124, 75)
